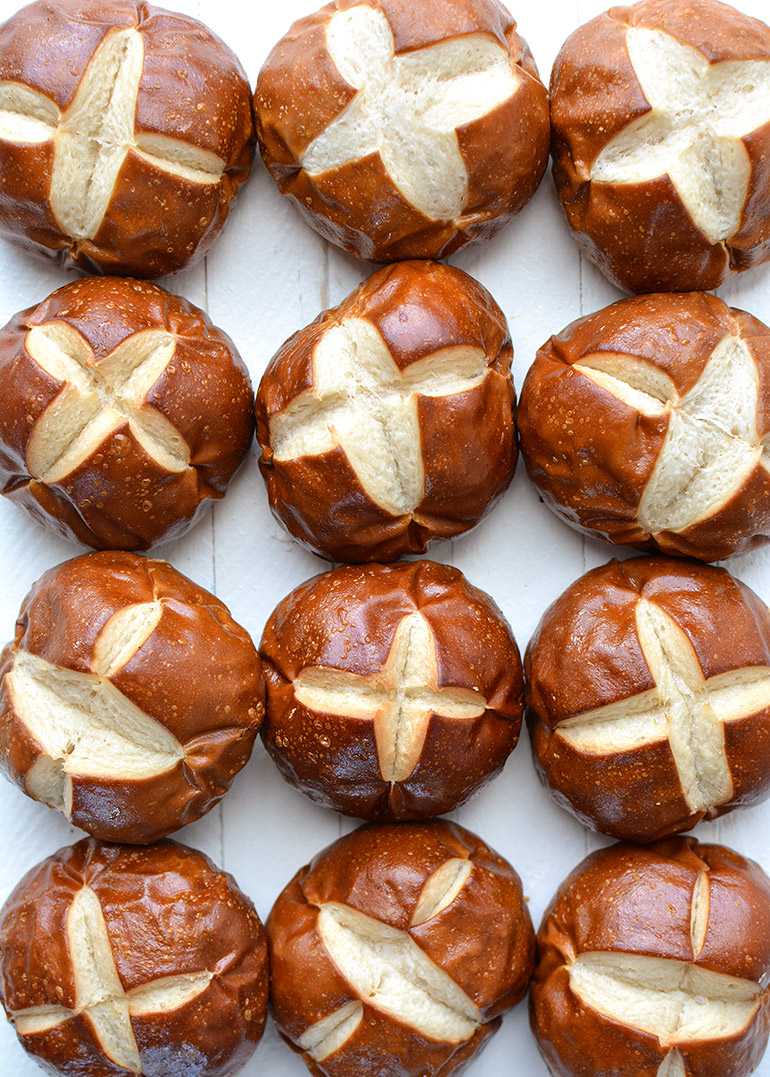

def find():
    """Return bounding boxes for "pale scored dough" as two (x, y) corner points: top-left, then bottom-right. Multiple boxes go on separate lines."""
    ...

(557, 597), (770, 813)
(300, 857), (478, 1061)
(293, 611), (486, 783)
(25, 320), (189, 484)
(567, 870), (759, 1077)
(591, 27), (770, 242)
(270, 316), (489, 517)
(8, 601), (184, 818)
(11, 885), (213, 1073)
(0, 27), (224, 240)
(574, 334), (770, 535)
(303, 4), (520, 221)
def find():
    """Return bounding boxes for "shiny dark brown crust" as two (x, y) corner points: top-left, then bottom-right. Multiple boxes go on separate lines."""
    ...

(0, 551), (264, 843)
(255, 0), (549, 262)
(0, 838), (268, 1077)
(531, 839), (770, 1077)
(256, 260), (517, 563)
(0, 0), (254, 277)
(260, 560), (523, 820)
(517, 291), (770, 561)
(526, 557), (770, 842)
(550, 0), (770, 293)
(0, 276), (255, 550)
(268, 820), (535, 1077)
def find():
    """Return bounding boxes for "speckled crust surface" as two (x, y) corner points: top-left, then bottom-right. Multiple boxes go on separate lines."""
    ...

(255, 260), (517, 563)
(0, 0), (255, 277)
(0, 552), (264, 843)
(531, 838), (770, 1077)
(268, 820), (535, 1077)
(550, 0), (770, 293)
(260, 560), (523, 820)
(516, 291), (770, 561)
(526, 557), (770, 842)
(0, 837), (269, 1077)
(255, 0), (549, 262)
(0, 276), (255, 550)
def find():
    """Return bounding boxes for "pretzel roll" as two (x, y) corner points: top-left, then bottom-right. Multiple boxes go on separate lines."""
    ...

(268, 820), (535, 1077)
(0, 838), (268, 1077)
(0, 551), (264, 844)
(0, 0), (254, 276)
(531, 839), (770, 1077)
(260, 560), (523, 821)
(255, 0), (549, 261)
(256, 260), (517, 563)
(526, 557), (770, 843)
(550, 0), (770, 292)
(517, 292), (770, 561)
(0, 276), (254, 550)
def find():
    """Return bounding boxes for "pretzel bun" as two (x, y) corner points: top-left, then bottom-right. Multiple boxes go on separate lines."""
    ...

(0, 276), (254, 550)
(526, 556), (770, 843)
(531, 838), (770, 1077)
(260, 560), (523, 821)
(550, 0), (770, 293)
(0, 551), (264, 844)
(255, 260), (517, 563)
(255, 0), (549, 261)
(517, 291), (770, 562)
(268, 819), (535, 1077)
(0, 0), (254, 277)
(0, 837), (268, 1077)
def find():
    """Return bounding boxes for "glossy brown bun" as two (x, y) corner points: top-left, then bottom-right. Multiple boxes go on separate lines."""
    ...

(550, 0), (770, 293)
(260, 560), (523, 820)
(0, 551), (264, 844)
(526, 557), (770, 843)
(0, 276), (254, 550)
(268, 819), (535, 1077)
(531, 838), (770, 1077)
(256, 260), (517, 562)
(517, 291), (770, 562)
(255, 0), (549, 262)
(0, 837), (268, 1077)
(0, 0), (254, 277)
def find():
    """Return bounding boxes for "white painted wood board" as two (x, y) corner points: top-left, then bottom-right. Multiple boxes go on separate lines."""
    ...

(0, 0), (768, 1073)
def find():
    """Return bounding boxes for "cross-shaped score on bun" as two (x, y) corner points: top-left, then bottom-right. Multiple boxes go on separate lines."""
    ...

(556, 596), (770, 814)
(0, 551), (264, 844)
(301, 859), (480, 1062)
(259, 560), (523, 821)
(302, 5), (520, 222)
(0, 838), (269, 1077)
(591, 28), (770, 244)
(517, 292), (770, 561)
(574, 334), (770, 537)
(271, 320), (488, 519)
(256, 261), (517, 563)
(294, 611), (487, 784)
(7, 601), (183, 815)
(25, 321), (187, 484)
(268, 820), (535, 1077)
(0, 26), (224, 245)
(0, 277), (254, 550)
(9, 885), (212, 1071)
(530, 840), (770, 1077)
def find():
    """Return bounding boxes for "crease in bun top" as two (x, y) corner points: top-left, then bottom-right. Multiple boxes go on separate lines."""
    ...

(550, 0), (770, 293)
(255, 0), (550, 261)
(0, 0), (255, 276)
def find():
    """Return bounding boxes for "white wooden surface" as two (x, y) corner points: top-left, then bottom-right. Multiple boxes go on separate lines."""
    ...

(0, 0), (769, 1073)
